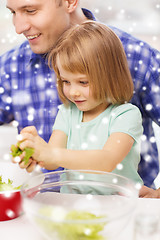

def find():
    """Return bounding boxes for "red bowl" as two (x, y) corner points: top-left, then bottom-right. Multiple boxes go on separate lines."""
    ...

(0, 162), (30, 221)
(0, 190), (22, 221)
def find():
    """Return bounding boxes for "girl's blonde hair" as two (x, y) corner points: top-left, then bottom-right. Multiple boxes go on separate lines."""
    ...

(48, 21), (134, 105)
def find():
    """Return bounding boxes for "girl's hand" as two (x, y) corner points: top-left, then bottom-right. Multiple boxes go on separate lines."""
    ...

(11, 149), (43, 173)
(18, 126), (60, 171)
(19, 126), (47, 161)
(13, 126), (47, 172)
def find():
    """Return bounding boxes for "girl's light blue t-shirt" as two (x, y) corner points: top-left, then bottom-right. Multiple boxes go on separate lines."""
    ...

(53, 103), (143, 193)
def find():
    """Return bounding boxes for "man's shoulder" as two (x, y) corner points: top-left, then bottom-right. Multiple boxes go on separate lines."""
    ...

(107, 24), (160, 69)
(0, 41), (32, 63)
(108, 25), (154, 52)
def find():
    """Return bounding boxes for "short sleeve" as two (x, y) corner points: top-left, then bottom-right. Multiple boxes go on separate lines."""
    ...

(52, 104), (70, 136)
(109, 104), (143, 143)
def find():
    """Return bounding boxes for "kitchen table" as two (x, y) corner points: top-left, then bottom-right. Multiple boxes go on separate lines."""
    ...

(1, 198), (160, 240)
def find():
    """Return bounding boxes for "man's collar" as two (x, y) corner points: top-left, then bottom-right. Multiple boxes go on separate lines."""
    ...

(28, 50), (47, 65)
(82, 8), (96, 21)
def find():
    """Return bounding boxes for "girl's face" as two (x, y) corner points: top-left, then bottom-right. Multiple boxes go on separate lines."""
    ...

(57, 58), (108, 121)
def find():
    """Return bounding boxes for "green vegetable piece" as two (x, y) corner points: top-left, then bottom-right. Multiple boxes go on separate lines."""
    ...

(23, 147), (34, 164)
(0, 175), (21, 192)
(37, 207), (107, 240)
(11, 144), (22, 157)
(11, 142), (34, 165)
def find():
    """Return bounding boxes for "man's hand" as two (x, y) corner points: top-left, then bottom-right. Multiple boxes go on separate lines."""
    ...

(139, 185), (160, 198)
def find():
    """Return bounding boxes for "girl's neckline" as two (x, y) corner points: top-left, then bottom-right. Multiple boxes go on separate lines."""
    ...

(80, 104), (113, 125)
(82, 103), (111, 123)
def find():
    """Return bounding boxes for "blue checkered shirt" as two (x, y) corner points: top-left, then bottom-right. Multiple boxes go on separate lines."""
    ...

(0, 9), (160, 187)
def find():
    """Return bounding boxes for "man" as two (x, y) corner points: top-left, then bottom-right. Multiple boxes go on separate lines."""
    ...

(0, 0), (160, 191)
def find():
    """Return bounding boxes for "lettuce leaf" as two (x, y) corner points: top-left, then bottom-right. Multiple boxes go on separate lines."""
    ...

(36, 207), (107, 240)
(0, 175), (21, 192)
(11, 142), (34, 165)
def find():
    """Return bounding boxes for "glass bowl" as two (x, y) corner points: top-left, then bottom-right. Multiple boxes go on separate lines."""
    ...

(21, 170), (139, 240)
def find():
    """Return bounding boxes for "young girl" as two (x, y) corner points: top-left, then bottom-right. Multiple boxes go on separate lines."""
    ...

(16, 21), (143, 187)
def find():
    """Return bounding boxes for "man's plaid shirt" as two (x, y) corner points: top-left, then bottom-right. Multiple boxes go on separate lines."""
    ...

(0, 9), (160, 187)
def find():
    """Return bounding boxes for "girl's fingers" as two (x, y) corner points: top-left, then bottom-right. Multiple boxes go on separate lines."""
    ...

(38, 161), (44, 168)
(19, 159), (37, 173)
(19, 139), (34, 150)
(25, 160), (37, 173)
(12, 153), (38, 173)
(12, 156), (21, 164)
(17, 132), (35, 143)
(11, 151), (25, 163)
(19, 157), (33, 169)
(16, 127), (38, 147)
(20, 126), (38, 136)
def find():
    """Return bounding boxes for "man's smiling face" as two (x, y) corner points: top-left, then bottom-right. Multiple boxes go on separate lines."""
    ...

(6, 0), (71, 54)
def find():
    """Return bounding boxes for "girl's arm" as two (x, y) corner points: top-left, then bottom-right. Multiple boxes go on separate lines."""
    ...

(44, 132), (134, 171)
(19, 128), (134, 172)
(48, 129), (68, 148)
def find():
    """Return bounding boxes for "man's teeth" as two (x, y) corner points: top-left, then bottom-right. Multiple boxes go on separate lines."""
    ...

(27, 34), (40, 40)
